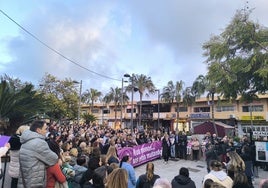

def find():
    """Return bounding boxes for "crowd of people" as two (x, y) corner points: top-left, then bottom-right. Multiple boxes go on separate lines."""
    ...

(0, 120), (267, 188)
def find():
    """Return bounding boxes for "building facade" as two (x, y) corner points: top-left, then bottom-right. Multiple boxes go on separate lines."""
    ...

(81, 94), (268, 136)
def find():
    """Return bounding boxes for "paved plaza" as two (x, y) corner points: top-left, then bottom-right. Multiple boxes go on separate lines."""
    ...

(1, 158), (267, 187)
(135, 158), (267, 188)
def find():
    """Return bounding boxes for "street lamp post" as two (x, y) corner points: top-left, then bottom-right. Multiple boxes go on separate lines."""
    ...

(158, 90), (160, 130)
(120, 78), (124, 128)
(176, 90), (179, 132)
(155, 89), (160, 130)
(130, 75), (134, 134)
(124, 73), (134, 134)
(120, 78), (128, 129)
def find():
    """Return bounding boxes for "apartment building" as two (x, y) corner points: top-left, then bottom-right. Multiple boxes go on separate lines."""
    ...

(81, 94), (268, 136)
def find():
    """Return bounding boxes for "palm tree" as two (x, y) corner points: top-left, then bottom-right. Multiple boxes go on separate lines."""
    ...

(126, 74), (156, 127)
(182, 86), (196, 113)
(103, 87), (121, 123)
(82, 88), (102, 113)
(0, 79), (45, 134)
(161, 80), (184, 132)
(192, 75), (218, 136)
(82, 113), (97, 125)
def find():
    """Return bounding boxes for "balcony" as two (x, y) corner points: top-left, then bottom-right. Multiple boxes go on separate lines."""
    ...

(124, 113), (137, 119)
(152, 112), (176, 120)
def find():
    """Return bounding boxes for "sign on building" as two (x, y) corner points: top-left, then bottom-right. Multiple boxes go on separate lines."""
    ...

(189, 113), (210, 119)
(255, 141), (268, 162)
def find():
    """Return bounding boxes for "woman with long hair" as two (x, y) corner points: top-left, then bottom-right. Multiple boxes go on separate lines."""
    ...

(105, 146), (119, 165)
(226, 151), (245, 180)
(120, 155), (136, 188)
(232, 172), (252, 188)
(106, 168), (128, 188)
(136, 162), (160, 188)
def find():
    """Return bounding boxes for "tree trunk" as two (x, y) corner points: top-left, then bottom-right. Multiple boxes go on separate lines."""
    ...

(212, 93), (218, 136)
(139, 95), (142, 126)
(176, 102), (179, 132)
(115, 103), (118, 127)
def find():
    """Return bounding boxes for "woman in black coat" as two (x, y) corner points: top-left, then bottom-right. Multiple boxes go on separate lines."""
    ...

(162, 133), (171, 164)
(136, 162), (160, 188)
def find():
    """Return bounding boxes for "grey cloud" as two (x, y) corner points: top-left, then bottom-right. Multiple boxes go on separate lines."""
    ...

(1, 1), (127, 89)
(1, 0), (268, 93)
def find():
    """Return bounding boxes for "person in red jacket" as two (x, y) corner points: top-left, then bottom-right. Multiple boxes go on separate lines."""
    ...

(46, 139), (67, 188)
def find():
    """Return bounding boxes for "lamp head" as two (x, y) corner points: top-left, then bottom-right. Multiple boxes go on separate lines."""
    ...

(124, 74), (131, 78)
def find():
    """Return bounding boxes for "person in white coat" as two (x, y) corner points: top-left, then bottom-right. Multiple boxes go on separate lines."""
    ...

(8, 125), (29, 188)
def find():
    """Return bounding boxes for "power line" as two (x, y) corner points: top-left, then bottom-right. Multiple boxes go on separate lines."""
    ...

(0, 9), (120, 82)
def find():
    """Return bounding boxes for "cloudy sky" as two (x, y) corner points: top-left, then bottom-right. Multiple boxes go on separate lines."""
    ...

(0, 0), (267, 99)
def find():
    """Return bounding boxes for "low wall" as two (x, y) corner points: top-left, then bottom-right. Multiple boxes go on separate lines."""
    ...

(117, 141), (162, 167)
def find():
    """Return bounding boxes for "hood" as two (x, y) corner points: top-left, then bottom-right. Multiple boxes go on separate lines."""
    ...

(174, 175), (191, 185)
(210, 170), (228, 181)
(20, 129), (45, 144)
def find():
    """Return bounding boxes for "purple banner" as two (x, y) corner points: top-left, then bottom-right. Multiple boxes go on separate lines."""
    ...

(117, 141), (162, 167)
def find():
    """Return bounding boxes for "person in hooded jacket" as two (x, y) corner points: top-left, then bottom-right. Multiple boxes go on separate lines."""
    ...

(203, 160), (233, 188)
(171, 167), (196, 188)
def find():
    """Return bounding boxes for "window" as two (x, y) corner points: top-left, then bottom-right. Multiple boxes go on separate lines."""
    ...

(126, 108), (136, 113)
(216, 106), (235, 112)
(103, 109), (110, 114)
(193, 107), (210, 112)
(175, 107), (188, 112)
(152, 104), (171, 112)
(91, 109), (99, 113)
(253, 105), (263, 112)
(242, 105), (263, 112)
